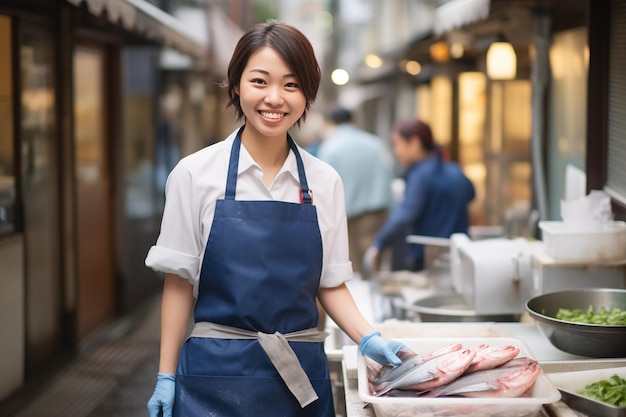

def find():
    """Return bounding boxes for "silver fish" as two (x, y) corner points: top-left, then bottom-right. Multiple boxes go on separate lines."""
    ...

(372, 348), (476, 396)
(422, 358), (540, 398)
(373, 343), (462, 385)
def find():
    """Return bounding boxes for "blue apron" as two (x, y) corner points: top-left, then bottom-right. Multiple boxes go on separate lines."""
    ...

(173, 127), (335, 417)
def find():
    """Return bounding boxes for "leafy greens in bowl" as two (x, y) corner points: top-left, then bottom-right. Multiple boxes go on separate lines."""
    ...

(556, 306), (626, 326)
(525, 288), (626, 357)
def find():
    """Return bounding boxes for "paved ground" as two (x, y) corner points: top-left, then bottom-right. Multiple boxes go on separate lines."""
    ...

(3, 295), (162, 417)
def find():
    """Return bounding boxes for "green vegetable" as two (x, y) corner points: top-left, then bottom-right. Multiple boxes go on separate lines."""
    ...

(577, 374), (626, 406)
(555, 306), (626, 325)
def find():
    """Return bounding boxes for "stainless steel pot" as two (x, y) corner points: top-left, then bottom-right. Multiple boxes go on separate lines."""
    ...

(525, 288), (626, 358)
(405, 293), (522, 322)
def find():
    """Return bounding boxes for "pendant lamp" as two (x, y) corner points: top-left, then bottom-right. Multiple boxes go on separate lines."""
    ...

(486, 41), (517, 80)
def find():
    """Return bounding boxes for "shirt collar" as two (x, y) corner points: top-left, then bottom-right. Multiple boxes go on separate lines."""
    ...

(222, 127), (300, 182)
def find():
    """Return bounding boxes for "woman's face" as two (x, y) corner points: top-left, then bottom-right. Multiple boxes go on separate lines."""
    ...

(392, 131), (421, 168)
(236, 46), (307, 140)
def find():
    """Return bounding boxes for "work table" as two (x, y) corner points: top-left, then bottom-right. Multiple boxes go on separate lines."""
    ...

(334, 322), (626, 417)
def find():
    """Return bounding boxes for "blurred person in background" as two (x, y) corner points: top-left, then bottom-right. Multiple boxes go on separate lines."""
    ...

(299, 110), (325, 157)
(317, 106), (394, 277)
(364, 118), (475, 273)
(145, 21), (408, 417)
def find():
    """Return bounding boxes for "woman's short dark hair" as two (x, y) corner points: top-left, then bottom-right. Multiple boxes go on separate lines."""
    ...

(225, 20), (321, 125)
(394, 118), (436, 151)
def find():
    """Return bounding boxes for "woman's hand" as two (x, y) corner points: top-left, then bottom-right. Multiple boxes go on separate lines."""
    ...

(358, 331), (407, 366)
(147, 373), (175, 417)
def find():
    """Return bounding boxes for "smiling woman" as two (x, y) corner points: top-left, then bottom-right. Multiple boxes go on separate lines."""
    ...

(144, 20), (407, 417)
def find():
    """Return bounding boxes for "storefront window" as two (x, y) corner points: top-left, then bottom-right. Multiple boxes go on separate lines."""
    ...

(0, 15), (15, 235)
(458, 72), (487, 225)
(489, 80), (532, 227)
(606, 2), (626, 206)
(21, 25), (62, 367)
(547, 27), (588, 220)
(122, 47), (158, 218)
(74, 46), (106, 184)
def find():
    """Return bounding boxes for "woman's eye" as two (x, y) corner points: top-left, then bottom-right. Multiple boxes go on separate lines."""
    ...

(285, 82), (300, 89)
(251, 78), (266, 85)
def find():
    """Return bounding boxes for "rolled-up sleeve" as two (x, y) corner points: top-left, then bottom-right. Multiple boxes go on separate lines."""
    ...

(145, 161), (203, 288)
(145, 246), (200, 282)
(318, 173), (353, 288)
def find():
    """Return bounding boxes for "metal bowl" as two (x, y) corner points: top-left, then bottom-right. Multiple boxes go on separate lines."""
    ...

(525, 288), (626, 358)
(405, 293), (521, 322)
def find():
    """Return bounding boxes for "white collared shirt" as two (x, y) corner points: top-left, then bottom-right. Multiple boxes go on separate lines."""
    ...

(145, 128), (353, 296)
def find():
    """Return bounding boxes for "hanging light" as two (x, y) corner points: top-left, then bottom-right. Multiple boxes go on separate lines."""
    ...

(364, 53), (383, 69)
(331, 68), (350, 85)
(430, 41), (450, 62)
(486, 41), (517, 80)
(404, 60), (421, 76)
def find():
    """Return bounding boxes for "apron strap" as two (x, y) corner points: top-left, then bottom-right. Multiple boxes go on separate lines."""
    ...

(189, 322), (328, 407)
(224, 127), (313, 204)
(224, 126), (245, 200)
(288, 135), (313, 204)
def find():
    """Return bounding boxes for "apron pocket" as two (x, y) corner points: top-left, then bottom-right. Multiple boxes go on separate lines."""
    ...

(174, 373), (335, 417)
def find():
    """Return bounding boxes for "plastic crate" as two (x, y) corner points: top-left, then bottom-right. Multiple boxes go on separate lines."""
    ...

(539, 221), (626, 262)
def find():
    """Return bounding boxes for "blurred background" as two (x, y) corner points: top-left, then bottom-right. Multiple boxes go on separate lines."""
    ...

(0, 0), (624, 413)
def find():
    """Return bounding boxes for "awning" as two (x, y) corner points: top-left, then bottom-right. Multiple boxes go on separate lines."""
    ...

(433, 0), (491, 36)
(66, 0), (206, 59)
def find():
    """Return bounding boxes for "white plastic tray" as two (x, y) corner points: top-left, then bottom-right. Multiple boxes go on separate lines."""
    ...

(357, 337), (561, 417)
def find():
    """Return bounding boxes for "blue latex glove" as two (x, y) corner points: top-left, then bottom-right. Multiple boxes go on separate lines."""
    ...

(358, 331), (406, 366)
(147, 372), (175, 417)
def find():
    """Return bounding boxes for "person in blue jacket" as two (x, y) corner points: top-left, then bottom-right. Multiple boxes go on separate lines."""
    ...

(365, 118), (475, 272)
(145, 21), (408, 417)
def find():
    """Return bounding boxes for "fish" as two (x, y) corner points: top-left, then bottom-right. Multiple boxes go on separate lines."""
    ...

(498, 356), (538, 368)
(465, 344), (520, 373)
(372, 348), (476, 396)
(373, 343), (463, 385)
(421, 357), (541, 398)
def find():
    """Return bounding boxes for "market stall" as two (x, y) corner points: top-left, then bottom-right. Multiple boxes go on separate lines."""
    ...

(333, 218), (626, 417)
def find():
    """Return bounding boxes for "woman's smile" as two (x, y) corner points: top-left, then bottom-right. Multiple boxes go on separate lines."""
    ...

(259, 111), (287, 120)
